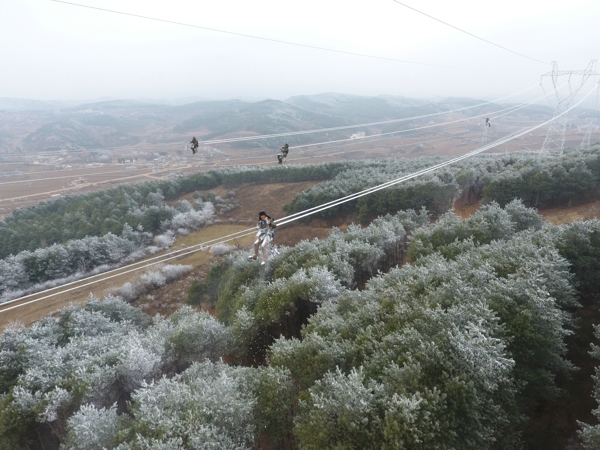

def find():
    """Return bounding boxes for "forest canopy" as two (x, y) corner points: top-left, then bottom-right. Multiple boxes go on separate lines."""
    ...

(3, 198), (600, 449)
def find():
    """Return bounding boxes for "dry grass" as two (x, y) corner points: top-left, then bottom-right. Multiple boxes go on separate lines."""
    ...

(5, 175), (600, 329)
(539, 200), (600, 225)
(0, 181), (338, 328)
(0, 223), (253, 330)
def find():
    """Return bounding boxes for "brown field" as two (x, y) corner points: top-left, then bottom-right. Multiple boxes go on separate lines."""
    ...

(4, 172), (600, 330)
(0, 180), (335, 329)
(0, 115), (596, 326)
(0, 115), (592, 215)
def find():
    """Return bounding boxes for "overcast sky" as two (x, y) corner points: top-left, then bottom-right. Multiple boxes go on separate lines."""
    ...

(1, 0), (599, 103)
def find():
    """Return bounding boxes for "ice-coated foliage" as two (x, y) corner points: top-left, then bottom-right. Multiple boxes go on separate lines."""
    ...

(166, 201), (215, 233)
(236, 265), (343, 328)
(550, 219), (600, 294)
(0, 296), (234, 447)
(209, 243), (235, 256)
(0, 230), (142, 300)
(151, 230), (176, 250)
(295, 366), (386, 449)
(115, 361), (257, 449)
(155, 306), (231, 370)
(112, 264), (191, 302)
(407, 200), (543, 260)
(62, 404), (119, 450)
(268, 203), (581, 447)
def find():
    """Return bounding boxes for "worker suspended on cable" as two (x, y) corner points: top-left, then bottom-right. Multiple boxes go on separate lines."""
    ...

(277, 143), (289, 165)
(249, 210), (276, 265)
(190, 137), (199, 154)
(485, 118), (491, 127)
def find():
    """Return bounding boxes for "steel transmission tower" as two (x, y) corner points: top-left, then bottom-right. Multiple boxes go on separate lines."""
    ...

(540, 60), (598, 154)
(579, 120), (598, 148)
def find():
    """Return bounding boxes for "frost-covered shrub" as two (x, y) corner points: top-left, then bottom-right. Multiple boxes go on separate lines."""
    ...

(62, 404), (119, 450)
(140, 270), (167, 289)
(210, 243), (235, 256)
(160, 264), (192, 280)
(503, 198), (545, 230)
(212, 195), (240, 215)
(114, 282), (139, 303)
(157, 307), (231, 370)
(152, 230), (175, 249)
(174, 199), (193, 213)
(295, 367), (385, 449)
(551, 219), (600, 294)
(407, 200), (537, 260)
(166, 202), (215, 233)
(113, 265), (191, 302)
(236, 266), (343, 328)
(115, 361), (258, 449)
(578, 322), (600, 449)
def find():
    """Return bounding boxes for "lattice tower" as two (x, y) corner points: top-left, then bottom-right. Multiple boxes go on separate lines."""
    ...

(540, 60), (598, 154)
(580, 121), (598, 149)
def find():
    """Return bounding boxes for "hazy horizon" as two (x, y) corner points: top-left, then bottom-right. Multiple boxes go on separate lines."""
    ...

(2, 0), (599, 105)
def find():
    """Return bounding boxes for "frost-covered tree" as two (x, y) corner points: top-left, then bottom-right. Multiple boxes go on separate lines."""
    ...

(0, 296), (232, 447)
(269, 205), (579, 447)
(62, 404), (119, 450)
(579, 326), (600, 450)
(113, 361), (259, 449)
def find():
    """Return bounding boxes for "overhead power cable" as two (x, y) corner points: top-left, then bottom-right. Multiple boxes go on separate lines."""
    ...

(0, 84), (539, 160)
(2, 83), (594, 314)
(0, 226), (259, 311)
(50, 0), (453, 68)
(0, 89), (551, 204)
(198, 84), (541, 146)
(0, 88), (549, 187)
(276, 85), (597, 224)
(391, 0), (548, 65)
(291, 89), (552, 149)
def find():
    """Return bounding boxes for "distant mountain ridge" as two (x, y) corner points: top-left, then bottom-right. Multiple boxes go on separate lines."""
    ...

(0, 93), (556, 153)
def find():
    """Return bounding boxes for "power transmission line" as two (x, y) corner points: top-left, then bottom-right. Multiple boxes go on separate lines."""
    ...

(198, 84), (541, 146)
(0, 83), (539, 160)
(0, 89), (550, 190)
(1, 83), (594, 314)
(0, 89), (550, 194)
(391, 0), (548, 65)
(50, 0), (454, 68)
(291, 90), (551, 149)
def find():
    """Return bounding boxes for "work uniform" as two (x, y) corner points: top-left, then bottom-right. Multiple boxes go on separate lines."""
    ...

(251, 215), (276, 263)
(278, 145), (289, 164)
(190, 137), (199, 153)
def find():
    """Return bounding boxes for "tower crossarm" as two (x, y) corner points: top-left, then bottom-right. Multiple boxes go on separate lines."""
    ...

(539, 60), (599, 154)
